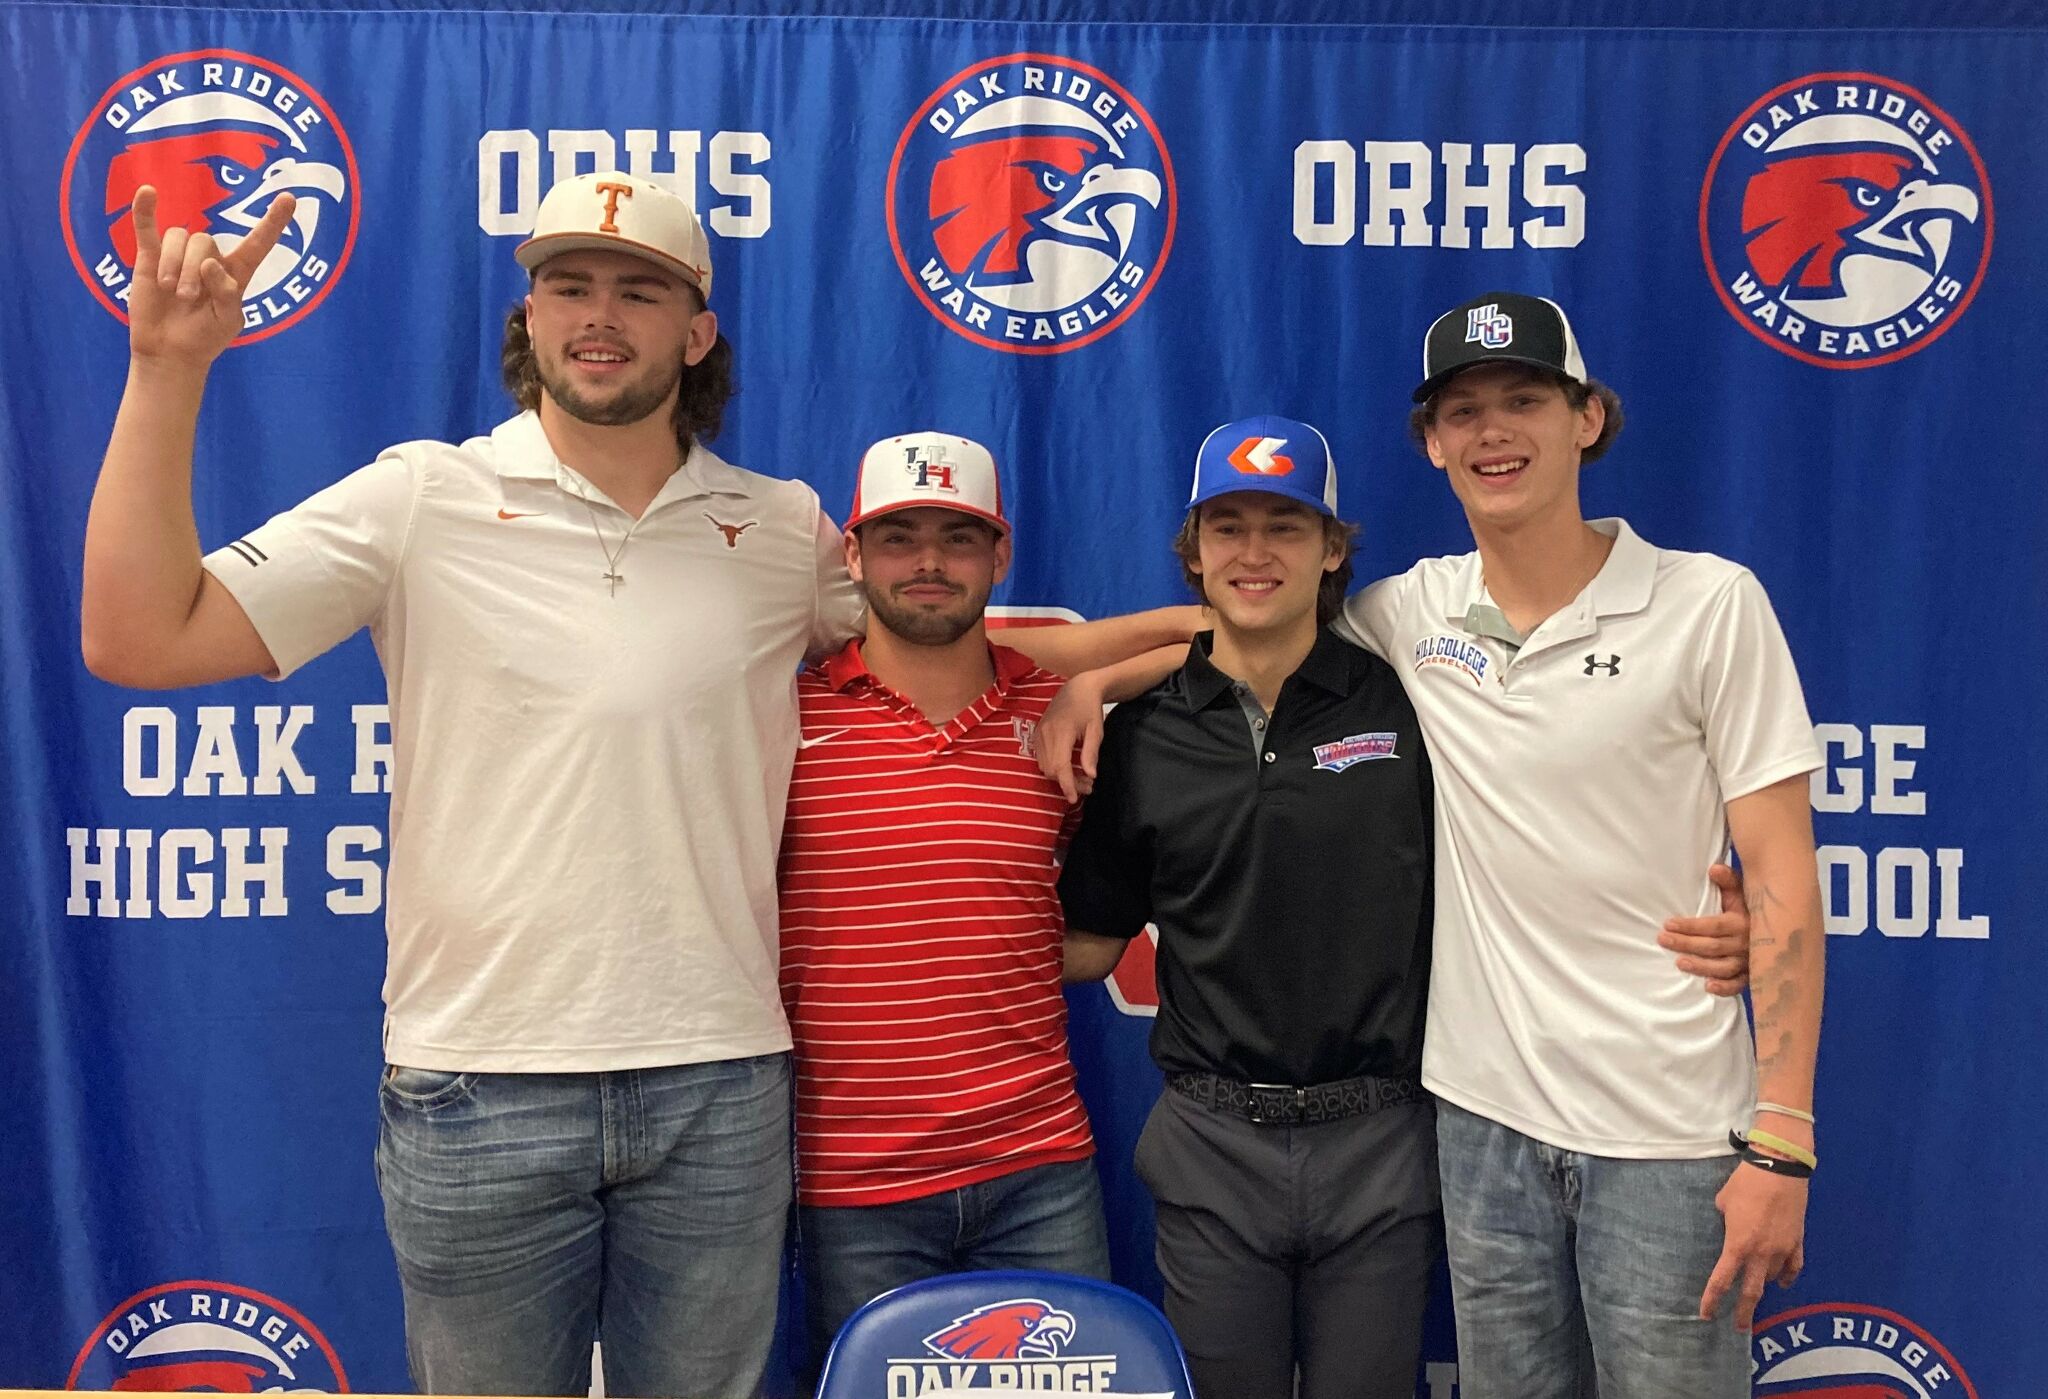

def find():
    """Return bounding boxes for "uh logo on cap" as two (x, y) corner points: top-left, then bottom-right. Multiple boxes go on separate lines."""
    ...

(905, 440), (959, 494)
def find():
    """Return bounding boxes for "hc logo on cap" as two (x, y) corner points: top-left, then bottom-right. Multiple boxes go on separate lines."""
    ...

(1414, 291), (1589, 401)
(1190, 415), (1338, 517)
(1465, 304), (1514, 349)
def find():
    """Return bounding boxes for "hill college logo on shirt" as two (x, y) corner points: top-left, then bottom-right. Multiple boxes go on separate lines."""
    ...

(887, 53), (1177, 354)
(1698, 72), (1990, 369)
(61, 50), (361, 344)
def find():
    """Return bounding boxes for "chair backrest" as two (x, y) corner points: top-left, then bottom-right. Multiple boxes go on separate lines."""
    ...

(815, 1269), (1196, 1397)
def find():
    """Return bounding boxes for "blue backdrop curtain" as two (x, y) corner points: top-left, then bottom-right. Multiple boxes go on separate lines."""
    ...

(3, 2), (2040, 1393)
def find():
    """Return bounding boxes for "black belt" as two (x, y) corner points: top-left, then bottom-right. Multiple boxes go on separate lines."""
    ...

(1167, 1071), (1426, 1125)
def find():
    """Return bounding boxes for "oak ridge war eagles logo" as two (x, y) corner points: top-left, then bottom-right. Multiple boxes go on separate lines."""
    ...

(887, 53), (1176, 354)
(924, 1299), (1078, 1361)
(1699, 72), (1990, 370)
(1750, 1302), (1977, 1399)
(879, 1297), (1171, 1394)
(62, 50), (361, 344)
(67, 1280), (349, 1392)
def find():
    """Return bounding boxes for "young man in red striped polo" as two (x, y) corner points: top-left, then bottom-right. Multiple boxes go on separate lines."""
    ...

(779, 432), (1111, 1370)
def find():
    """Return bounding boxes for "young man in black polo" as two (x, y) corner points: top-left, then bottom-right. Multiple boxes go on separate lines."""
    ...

(1057, 417), (1438, 1399)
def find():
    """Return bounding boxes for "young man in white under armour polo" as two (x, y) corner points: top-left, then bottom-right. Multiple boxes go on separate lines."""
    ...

(79, 172), (1185, 1397)
(1343, 292), (1827, 1397)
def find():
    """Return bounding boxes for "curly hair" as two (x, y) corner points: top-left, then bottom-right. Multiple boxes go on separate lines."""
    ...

(1171, 507), (1361, 628)
(501, 303), (736, 446)
(1408, 371), (1624, 464)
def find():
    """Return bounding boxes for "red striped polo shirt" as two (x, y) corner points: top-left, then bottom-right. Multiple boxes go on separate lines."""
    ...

(779, 638), (1094, 1207)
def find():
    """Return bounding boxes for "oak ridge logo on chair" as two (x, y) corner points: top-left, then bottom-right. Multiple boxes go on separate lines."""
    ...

(816, 1269), (1193, 1397)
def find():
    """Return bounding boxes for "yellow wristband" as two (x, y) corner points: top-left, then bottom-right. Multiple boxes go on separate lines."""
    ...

(1744, 1128), (1818, 1170)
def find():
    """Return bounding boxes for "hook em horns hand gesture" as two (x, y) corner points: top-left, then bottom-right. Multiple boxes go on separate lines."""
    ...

(125, 185), (298, 367)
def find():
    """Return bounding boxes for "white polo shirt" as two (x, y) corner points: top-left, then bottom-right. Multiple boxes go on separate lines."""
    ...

(203, 410), (864, 1072)
(1337, 519), (1820, 1157)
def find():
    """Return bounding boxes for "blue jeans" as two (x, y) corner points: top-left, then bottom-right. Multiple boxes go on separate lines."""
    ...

(798, 1156), (1111, 1369)
(375, 1055), (792, 1398)
(1436, 1100), (1748, 1399)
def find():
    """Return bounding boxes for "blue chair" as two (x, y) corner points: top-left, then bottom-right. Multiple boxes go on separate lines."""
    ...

(815, 1268), (1196, 1397)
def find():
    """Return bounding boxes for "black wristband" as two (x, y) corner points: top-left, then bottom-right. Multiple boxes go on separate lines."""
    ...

(1729, 1129), (1815, 1178)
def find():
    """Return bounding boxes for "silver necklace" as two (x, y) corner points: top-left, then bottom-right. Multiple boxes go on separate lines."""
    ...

(571, 483), (642, 597)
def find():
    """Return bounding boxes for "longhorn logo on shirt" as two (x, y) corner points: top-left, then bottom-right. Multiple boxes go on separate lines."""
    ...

(705, 514), (758, 547)
(61, 50), (361, 345)
(924, 1300), (1079, 1360)
(67, 1280), (349, 1391)
(887, 53), (1176, 354)
(1750, 1303), (1977, 1399)
(1699, 73), (1990, 369)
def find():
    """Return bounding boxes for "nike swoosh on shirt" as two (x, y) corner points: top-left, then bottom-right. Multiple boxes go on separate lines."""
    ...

(798, 730), (851, 750)
(497, 509), (544, 520)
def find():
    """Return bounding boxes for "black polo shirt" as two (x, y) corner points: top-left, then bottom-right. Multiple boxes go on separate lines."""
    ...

(1059, 628), (1433, 1086)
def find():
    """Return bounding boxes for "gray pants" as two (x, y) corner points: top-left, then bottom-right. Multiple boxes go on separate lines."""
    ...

(1134, 1088), (1440, 1399)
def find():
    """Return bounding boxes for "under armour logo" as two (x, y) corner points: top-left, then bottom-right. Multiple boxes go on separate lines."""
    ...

(706, 514), (758, 548)
(1584, 654), (1621, 676)
(1465, 303), (1514, 349)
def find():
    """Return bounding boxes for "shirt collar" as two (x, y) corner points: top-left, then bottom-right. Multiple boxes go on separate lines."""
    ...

(1444, 517), (1658, 625)
(489, 410), (751, 502)
(819, 638), (872, 691)
(1181, 627), (1352, 711)
(1582, 518), (1658, 618)
(817, 637), (1036, 694)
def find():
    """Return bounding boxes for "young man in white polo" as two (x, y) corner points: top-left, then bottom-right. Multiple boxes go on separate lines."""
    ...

(779, 433), (1111, 1373)
(1351, 291), (1825, 1397)
(83, 169), (846, 1398)
(79, 173), (1180, 1396)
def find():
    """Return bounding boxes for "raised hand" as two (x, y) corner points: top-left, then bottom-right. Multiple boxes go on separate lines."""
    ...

(126, 185), (297, 367)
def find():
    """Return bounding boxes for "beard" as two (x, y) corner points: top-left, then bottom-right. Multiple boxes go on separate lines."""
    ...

(864, 575), (992, 646)
(537, 346), (682, 428)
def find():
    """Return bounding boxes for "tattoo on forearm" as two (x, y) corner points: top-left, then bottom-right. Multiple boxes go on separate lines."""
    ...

(1751, 907), (1810, 1085)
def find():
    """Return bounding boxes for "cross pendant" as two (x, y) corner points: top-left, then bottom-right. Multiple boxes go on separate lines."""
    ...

(604, 569), (624, 597)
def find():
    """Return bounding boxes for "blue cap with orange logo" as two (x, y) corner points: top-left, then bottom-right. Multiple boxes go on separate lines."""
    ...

(1189, 415), (1338, 517)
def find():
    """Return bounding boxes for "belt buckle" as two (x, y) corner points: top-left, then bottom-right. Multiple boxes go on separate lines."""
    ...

(1245, 1082), (1304, 1125)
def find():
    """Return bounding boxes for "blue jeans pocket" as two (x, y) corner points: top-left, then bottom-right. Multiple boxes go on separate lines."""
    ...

(380, 1064), (479, 1111)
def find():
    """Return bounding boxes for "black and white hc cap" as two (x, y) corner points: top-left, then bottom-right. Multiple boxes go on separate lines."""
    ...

(1413, 292), (1589, 402)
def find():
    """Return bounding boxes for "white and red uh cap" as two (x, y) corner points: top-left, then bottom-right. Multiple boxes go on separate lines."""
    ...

(515, 171), (713, 300)
(846, 432), (1009, 535)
